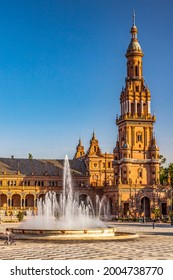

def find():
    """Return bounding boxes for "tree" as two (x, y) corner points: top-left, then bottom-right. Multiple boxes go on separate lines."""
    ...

(168, 163), (173, 186)
(17, 211), (24, 222)
(159, 154), (166, 166)
(160, 162), (173, 186)
(159, 155), (167, 184)
(28, 153), (33, 160)
(169, 211), (173, 225)
(152, 208), (160, 220)
(160, 166), (168, 185)
(169, 210), (173, 218)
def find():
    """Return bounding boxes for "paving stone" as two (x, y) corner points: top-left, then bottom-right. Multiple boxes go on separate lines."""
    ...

(0, 222), (173, 260)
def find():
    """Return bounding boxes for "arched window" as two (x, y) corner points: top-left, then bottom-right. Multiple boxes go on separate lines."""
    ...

(137, 103), (140, 115)
(131, 103), (134, 114)
(135, 66), (139, 76)
(136, 133), (142, 142)
(136, 85), (139, 92)
(143, 103), (147, 115)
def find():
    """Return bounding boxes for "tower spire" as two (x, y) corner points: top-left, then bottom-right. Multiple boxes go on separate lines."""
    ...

(92, 130), (96, 140)
(133, 10), (136, 26)
(79, 137), (82, 146)
(74, 137), (85, 159)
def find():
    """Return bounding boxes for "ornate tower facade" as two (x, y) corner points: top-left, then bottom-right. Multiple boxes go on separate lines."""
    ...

(85, 132), (114, 187)
(114, 17), (160, 189)
(74, 138), (85, 159)
(74, 132), (114, 187)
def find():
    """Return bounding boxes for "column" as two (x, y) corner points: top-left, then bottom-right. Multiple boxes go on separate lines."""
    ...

(34, 197), (37, 208)
(123, 102), (125, 114)
(23, 197), (26, 209)
(128, 100), (131, 114)
(125, 100), (128, 113)
(141, 100), (143, 115)
(125, 101), (127, 113)
(147, 101), (151, 114)
(21, 197), (23, 209)
(126, 128), (129, 143)
(132, 127), (135, 147)
(135, 100), (137, 114)
(8, 196), (12, 209)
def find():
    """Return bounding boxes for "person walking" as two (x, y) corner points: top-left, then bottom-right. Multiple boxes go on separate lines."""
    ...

(4, 228), (16, 245)
(4, 228), (11, 245)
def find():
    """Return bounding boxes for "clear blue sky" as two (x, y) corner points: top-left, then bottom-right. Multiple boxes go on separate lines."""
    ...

(0, 0), (172, 164)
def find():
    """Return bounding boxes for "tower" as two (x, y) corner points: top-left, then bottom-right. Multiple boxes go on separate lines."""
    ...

(87, 132), (102, 156)
(114, 15), (160, 188)
(74, 138), (85, 159)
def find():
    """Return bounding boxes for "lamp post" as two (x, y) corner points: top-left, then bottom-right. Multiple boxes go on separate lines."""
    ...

(104, 152), (107, 187)
(170, 188), (173, 226)
(144, 197), (146, 223)
(0, 192), (1, 217)
(167, 168), (173, 225)
(170, 187), (173, 212)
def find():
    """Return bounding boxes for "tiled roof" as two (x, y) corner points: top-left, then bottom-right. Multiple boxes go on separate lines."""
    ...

(0, 158), (87, 177)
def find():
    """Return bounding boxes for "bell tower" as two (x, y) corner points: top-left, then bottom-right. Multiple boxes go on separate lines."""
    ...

(114, 14), (160, 186)
(74, 138), (85, 159)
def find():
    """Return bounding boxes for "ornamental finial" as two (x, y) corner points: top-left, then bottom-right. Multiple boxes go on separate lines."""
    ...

(133, 10), (136, 26)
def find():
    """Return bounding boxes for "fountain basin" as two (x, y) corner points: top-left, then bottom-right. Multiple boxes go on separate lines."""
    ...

(10, 227), (139, 240)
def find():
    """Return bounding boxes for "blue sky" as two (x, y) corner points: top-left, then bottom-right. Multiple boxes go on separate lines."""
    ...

(0, 0), (173, 164)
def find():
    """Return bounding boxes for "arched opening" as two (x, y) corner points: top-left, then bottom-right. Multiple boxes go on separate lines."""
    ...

(0, 194), (7, 208)
(135, 65), (139, 76)
(79, 194), (94, 215)
(131, 103), (134, 114)
(79, 194), (91, 206)
(108, 197), (113, 215)
(161, 203), (167, 215)
(143, 103), (147, 115)
(141, 197), (150, 218)
(25, 194), (34, 207)
(137, 103), (140, 115)
(56, 193), (60, 203)
(39, 193), (45, 202)
(124, 202), (129, 216)
(12, 194), (21, 208)
(99, 195), (112, 219)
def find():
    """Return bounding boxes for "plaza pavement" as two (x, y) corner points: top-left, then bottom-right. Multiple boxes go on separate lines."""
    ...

(0, 222), (173, 260)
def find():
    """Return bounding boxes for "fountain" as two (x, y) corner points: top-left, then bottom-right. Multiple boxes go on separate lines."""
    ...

(10, 155), (138, 240)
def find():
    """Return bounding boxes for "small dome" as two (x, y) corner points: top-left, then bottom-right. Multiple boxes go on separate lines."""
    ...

(127, 40), (142, 52)
(131, 25), (138, 32)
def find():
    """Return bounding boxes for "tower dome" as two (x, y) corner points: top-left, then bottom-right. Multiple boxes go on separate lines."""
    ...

(126, 15), (143, 57)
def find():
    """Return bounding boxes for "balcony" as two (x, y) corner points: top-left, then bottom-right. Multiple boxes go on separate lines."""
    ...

(116, 113), (156, 124)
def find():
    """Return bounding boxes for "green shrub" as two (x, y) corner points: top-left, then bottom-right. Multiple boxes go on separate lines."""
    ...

(17, 211), (24, 222)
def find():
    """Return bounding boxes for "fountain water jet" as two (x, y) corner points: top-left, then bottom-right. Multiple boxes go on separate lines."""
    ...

(10, 155), (138, 240)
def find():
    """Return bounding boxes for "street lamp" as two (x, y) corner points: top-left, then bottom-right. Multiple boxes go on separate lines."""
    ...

(170, 188), (173, 226)
(144, 197), (146, 223)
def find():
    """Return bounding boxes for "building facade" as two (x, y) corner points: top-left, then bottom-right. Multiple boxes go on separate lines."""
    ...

(0, 18), (171, 219)
(74, 133), (114, 187)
